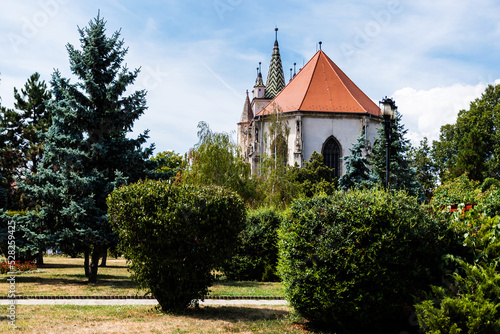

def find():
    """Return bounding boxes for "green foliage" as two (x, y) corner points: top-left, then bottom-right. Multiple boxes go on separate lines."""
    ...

(183, 121), (259, 205)
(19, 15), (153, 282)
(431, 174), (480, 208)
(432, 84), (500, 182)
(443, 208), (500, 268)
(415, 261), (500, 334)
(286, 151), (337, 198)
(14, 72), (53, 176)
(0, 210), (40, 261)
(107, 180), (245, 313)
(0, 73), (53, 211)
(370, 112), (423, 198)
(221, 208), (282, 282)
(0, 174), (6, 210)
(0, 98), (24, 210)
(432, 124), (458, 184)
(149, 150), (184, 181)
(278, 189), (444, 332)
(258, 104), (295, 208)
(481, 177), (500, 193)
(408, 137), (438, 201)
(477, 185), (500, 218)
(338, 133), (375, 191)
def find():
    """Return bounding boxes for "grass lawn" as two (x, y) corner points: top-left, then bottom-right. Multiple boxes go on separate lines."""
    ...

(0, 257), (309, 333)
(0, 305), (311, 333)
(0, 256), (285, 297)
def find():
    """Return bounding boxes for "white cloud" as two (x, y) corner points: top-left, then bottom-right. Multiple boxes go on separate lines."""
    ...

(393, 80), (500, 146)
(2, 0), (500, 155)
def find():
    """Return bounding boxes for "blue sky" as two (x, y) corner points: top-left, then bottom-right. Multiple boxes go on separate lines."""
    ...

(1, 0), (499, 155)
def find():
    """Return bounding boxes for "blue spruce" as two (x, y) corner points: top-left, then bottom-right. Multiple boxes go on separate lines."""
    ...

(19, 15), (154, 282)
(338, 133), (376, 191)
(370, 112), (423, 199)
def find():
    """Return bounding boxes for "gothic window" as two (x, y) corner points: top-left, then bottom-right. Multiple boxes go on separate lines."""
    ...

(322, 136), (342, 178)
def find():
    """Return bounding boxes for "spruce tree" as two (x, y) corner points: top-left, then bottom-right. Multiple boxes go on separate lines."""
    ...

(370, 112), (423, 198)
(338, 133), (375, 191)
(14, 72), (53, 177)
(408, 137), (438, 201)
(0, 96), (24, 210)
(20, 15), (154, 282)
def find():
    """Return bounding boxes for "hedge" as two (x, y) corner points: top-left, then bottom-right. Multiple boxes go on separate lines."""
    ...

(107, 180), (245, 312)
(221, 208), (282, 281)
(278, 189), (446, 332)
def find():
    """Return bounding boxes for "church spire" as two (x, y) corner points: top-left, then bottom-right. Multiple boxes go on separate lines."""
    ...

(255, 62), (264, 87)
(264, 28), (285, 99)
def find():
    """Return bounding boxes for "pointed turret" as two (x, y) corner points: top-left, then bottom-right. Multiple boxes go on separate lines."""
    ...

(253, 62), (265, 99)
(264, 28), (285, 99)
(240, 90), (254, 124)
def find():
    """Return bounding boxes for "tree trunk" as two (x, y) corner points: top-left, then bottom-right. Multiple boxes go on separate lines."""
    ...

(88, 244), (101, 283)
(84, 248), (90, 277)
(99, 247), (107, 267)
(36, 251), (44, 266)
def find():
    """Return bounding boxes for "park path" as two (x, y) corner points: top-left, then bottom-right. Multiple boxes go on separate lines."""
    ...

(0, 298), (288, 306)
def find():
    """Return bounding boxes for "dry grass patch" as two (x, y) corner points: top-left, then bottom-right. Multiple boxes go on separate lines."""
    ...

(0, 256), (146, 296)
(0, 305), (309, 333)
(0, 256), (285, 298)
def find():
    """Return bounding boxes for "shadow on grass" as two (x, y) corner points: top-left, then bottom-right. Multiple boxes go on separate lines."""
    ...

(38, 263), (127, 269)
(12, 275), (140, 289)
(214, 281), (274, 287)
(180, 306), (289, 323)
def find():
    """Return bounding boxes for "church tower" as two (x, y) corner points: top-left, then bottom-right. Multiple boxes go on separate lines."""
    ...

(238, 32), (384, 177)
(264, 28), (285, 99)
(237, 28), (286, 159)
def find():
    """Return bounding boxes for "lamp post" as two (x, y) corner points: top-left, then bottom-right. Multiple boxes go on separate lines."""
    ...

(379, 97), (397, 189)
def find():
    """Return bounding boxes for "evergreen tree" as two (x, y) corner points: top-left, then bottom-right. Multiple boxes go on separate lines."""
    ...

(0, 173), (6, 210)
(338, 133), (376, 191)
(408, 137), (438, 202)
(19, 15), (154, 282)
(370, 112), (423, 198)
(0, 93), (24, 210)
(14, 72), (53, 176)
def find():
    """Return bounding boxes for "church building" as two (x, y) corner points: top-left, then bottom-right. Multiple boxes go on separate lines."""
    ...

(237, 29), (383, 177)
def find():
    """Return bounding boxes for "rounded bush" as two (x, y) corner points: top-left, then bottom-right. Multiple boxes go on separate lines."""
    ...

(107, 180), (245, 312)
(278, 189), (446, 332)
(221, 208), (282, 281)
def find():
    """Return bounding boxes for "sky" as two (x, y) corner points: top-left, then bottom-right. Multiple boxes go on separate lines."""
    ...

(1, 0), (499, 155)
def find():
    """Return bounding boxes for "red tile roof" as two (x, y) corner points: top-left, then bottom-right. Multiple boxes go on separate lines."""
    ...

(257, 50), (381, 117)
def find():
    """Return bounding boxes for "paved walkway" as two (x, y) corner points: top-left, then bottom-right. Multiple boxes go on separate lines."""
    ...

(0, 299), (289, 306)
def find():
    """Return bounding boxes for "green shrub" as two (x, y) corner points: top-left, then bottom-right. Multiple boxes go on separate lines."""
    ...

(107, 180), (245, 313)
(221, 208), (282, 281)
(477, 185), (500, 218)
(278, 189), (446, 332)
(443, 207), (500, 269)
(431, 173), (480, 208)
(481, 177), (500, 193)
(415, 261), (500, 334)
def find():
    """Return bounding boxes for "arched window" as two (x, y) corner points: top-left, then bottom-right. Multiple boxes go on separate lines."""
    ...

(322, 136), (342, 178)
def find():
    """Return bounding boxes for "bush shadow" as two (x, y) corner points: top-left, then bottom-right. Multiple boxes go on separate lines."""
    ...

(183, 305), (289, 323)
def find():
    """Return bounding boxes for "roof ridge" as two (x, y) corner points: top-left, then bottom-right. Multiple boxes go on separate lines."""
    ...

(298, 51), (322, 111)
(321, 51), (379, 115)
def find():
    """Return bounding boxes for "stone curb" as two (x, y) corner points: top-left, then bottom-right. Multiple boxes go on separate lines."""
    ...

(0, 295), (285, 300)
